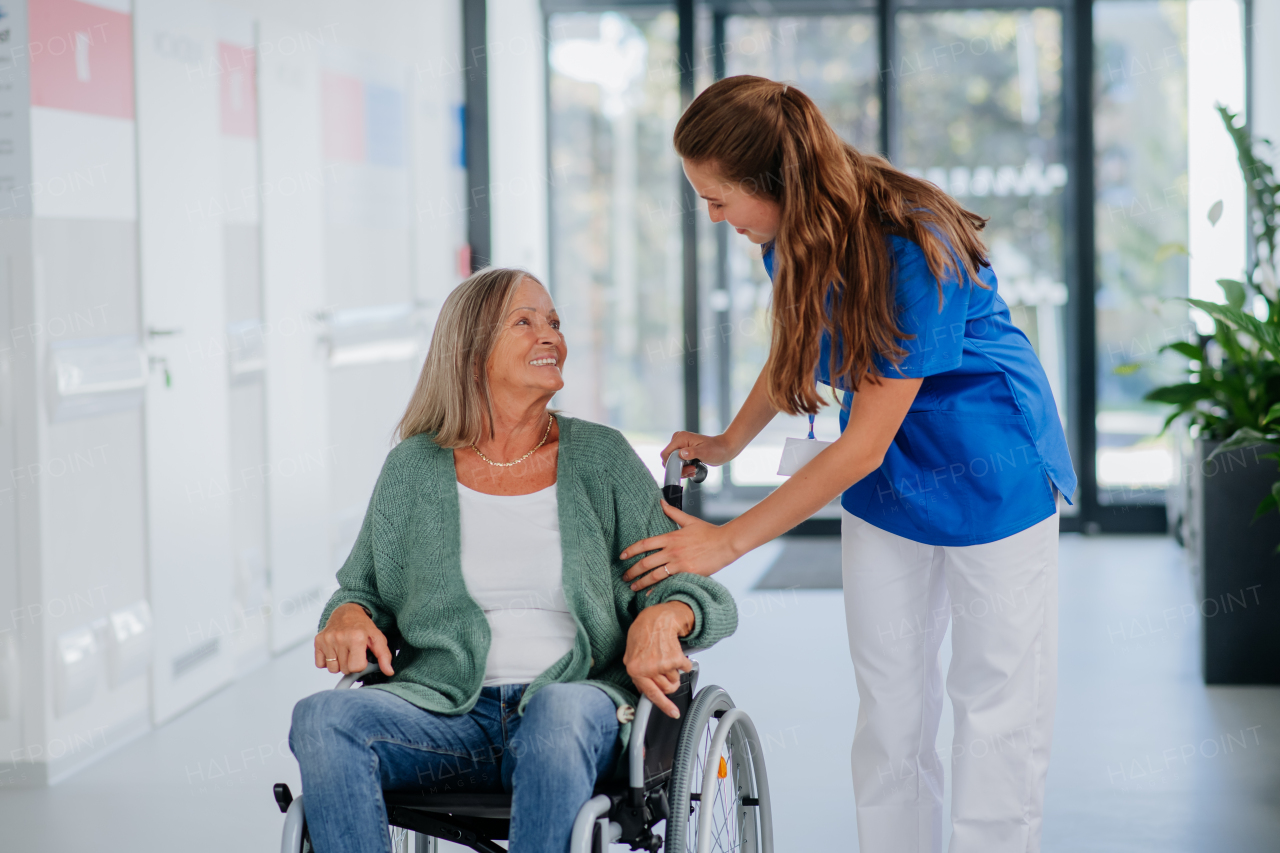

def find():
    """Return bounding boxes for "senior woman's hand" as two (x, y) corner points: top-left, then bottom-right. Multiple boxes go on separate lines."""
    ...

(315, 603), (396, 677)
(623, 601), (695, 718)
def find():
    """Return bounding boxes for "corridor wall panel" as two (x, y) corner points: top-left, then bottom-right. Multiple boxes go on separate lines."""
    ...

(2, 0), (473, 785)
(257, 15), (332, 652)
(319, 47), (417, 573)
(34, 0), (150, 781)
(217, 9), (270, 669)
(411, 0), (468, 309)
(2, 0), (153, 784)
(134, 0), (236, 724)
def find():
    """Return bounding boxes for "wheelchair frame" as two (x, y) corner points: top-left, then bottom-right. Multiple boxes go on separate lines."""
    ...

(275, 659), (773, 853)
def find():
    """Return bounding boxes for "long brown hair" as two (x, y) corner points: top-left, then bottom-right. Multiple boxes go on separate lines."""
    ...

(396, 267), (536, 447)
(674, 75), (989, 415)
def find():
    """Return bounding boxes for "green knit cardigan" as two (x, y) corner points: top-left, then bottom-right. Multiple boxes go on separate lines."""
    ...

(317, 414), (738, 748)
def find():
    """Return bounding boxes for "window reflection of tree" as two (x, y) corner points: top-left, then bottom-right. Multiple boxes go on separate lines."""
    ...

(549, 11), (684, 442)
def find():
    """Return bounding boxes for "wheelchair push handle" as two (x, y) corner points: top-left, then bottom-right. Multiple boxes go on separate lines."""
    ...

(662, 453), (708, 511)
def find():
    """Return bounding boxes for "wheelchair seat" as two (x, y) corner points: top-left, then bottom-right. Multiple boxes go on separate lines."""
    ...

(275, 658), (772, 853)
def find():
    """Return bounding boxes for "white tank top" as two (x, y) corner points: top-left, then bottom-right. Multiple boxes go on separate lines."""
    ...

(456, 481), (577, 686)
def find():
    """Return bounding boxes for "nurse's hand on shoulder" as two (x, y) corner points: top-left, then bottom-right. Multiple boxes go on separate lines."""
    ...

(662, 431), (734, 479)
(621, 501), (739, 591)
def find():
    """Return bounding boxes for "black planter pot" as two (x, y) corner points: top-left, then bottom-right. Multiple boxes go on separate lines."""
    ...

(1188, 438), (1280, 684)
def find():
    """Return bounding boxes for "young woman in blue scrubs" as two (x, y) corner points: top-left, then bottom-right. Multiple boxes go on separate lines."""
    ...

(619, 76), (1076, 853)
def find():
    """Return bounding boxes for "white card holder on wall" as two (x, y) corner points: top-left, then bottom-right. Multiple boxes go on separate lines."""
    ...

(55, 625), (100, 718)
(45, 335), (148, 423)
(0, 633), (18, 720)
(107, 600), (153, 688)
(322, 302), (429, 368)
(777, 414), (832, 476)
(226, 319), (266, 383)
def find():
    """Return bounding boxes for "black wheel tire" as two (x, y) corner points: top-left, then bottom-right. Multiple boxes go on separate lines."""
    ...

(664, 685), (763, 853)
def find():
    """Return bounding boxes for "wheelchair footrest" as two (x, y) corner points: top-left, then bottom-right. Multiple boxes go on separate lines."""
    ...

(386, 806), (508, 853)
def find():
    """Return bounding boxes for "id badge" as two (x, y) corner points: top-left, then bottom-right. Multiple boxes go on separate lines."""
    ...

(777, 437), (832, 476)
(776, 415), (831, 476)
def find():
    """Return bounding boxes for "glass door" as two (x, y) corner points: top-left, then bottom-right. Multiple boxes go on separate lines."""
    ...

(541, 0), (1245, 532)
(698, 9), (882, 517)
(1092, 0), (1245, 511)
(695, 3), (1070, 520)
(894, 6), (1071, 494)
(547, 8), (686, 481)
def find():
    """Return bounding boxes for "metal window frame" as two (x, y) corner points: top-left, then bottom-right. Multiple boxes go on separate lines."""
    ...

(464, 0), (492, 270)
(529, 0), (1248, 533)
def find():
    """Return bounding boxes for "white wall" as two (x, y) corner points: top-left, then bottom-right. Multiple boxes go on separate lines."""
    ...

(0, 0), (468, 785)
(487, 0), (549, 280)
(135, 0), (239, 725)
(219, 0), (469, 639)
(3, 0), (154, 784)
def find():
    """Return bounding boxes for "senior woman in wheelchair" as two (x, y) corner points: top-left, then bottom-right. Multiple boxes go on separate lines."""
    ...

(289, 267), (738, 853)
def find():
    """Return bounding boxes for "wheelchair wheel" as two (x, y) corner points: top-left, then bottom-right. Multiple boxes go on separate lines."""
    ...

(665, 685), (772, 853)
(295, 819), (425, 853)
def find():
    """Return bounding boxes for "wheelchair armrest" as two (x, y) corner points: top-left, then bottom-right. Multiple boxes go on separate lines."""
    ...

(332, 629), (403, 690)
(629, 660), (699, 793)
(335, 662), (381, 690)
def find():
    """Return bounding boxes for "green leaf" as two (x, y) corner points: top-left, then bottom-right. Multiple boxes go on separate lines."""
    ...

(1252, 486), (1280, 521)
(1264, 402), (1280, 425)
(1154, 242), (1189, 264)
(1159, 410), (1182, 435)
(1206, 427), (1270, 461)
(1113, 362), (1142, 376)
(1217, 278), (1247, 309)
(1144, 383), (1216, 405)
(1186, 298), (1280, 359)
(1161, 341), (1204, 361)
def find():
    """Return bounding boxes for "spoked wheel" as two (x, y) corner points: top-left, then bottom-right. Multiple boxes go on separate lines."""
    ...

(665, 686), (772, 853)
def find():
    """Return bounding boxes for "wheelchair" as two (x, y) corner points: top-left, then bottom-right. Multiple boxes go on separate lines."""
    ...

(273, 656), (772, 853)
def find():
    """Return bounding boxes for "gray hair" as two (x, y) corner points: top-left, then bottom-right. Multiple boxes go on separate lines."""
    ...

(396, 267), (543, 448)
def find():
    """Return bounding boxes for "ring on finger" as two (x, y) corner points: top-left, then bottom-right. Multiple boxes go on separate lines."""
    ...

(663, 566), (671, 577)
(326, 658), (337, 662)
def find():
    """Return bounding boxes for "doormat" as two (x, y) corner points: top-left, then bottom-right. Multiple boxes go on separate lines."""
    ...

(752, 536), (842, 589)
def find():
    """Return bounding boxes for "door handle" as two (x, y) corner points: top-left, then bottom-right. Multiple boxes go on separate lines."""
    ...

(148, 355), (172, 388)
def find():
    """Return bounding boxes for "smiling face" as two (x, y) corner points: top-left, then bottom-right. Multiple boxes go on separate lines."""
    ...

(682, 159), (782, 244)
(486, 277), (567, 403)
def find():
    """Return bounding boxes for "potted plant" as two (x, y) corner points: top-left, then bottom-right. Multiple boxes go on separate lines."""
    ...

(1144, 105), (1280, 685)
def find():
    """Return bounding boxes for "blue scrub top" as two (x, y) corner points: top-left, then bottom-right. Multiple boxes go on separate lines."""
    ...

(763, 236), (1076, 547)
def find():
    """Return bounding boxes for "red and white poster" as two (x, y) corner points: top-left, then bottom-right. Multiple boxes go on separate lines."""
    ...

(29, 0), (134, 119)
(28, 0), (136, 220)
(219, 40), (256, 139)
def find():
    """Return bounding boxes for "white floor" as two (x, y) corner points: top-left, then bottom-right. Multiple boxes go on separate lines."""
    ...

(2, 534), (1277, 852)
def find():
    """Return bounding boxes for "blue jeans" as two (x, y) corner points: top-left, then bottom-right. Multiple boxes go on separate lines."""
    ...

(289, 682), (620, 853)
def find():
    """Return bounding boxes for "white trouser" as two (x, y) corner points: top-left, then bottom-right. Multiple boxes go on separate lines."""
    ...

(841, 508), (1059, 853)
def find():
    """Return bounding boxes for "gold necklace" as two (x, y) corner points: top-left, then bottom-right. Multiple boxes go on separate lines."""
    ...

(471, 413), (554, 467)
